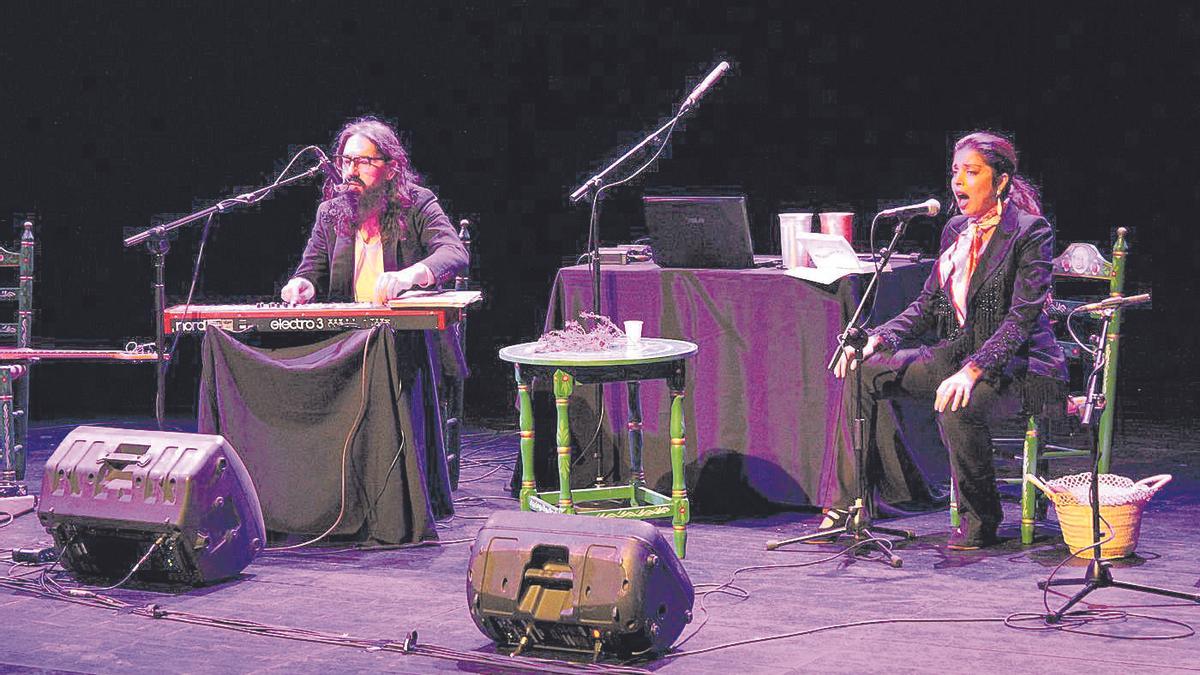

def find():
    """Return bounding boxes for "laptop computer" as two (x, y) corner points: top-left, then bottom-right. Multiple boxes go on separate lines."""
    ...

(642, 195), (755, 269)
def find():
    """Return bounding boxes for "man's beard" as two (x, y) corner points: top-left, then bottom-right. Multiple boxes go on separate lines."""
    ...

(345, 181), (389, 225)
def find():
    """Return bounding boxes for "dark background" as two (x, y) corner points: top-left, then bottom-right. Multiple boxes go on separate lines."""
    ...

(1, 2), (1195, 423)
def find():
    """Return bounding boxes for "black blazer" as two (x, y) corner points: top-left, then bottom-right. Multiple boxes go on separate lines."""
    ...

(291, 185), (471, 380)
(292, 185), (468, 299)
(871, 205), (1067, 392)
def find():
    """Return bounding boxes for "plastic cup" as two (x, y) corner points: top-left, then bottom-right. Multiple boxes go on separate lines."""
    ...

(819, 212), (855, 244)
(624, 320), (643, 345)
(778, 213), (813, 268)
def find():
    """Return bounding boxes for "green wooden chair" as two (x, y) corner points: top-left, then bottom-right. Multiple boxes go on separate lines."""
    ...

(950, 227), (1130, 544)
(0, 221), (34, 482)
(0, 219), (159, 483)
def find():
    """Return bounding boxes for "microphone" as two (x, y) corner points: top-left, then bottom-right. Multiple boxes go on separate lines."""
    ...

(1075, 293), (1151, 313)
(315, 149), (345, 187)
(842, 326), (870, 349)
(456, 219), (472, 291)
(681, 61), (731, 110)
(877, 199), (940, 220)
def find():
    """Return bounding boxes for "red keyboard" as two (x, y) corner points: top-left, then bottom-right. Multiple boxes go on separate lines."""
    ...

(163, 291), (481, 335)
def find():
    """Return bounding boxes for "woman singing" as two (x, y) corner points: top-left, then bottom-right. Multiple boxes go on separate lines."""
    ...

(826, 131), (1068, 549)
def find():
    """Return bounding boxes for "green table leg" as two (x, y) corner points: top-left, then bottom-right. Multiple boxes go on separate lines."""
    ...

(514, 364), (536, 511)
(669, 365), (689, 558)
(554, 369), (576, 514)
(627, 381), (644, 506)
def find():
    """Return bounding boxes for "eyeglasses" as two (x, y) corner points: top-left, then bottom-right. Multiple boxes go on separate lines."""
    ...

(333, 154), (388, 169)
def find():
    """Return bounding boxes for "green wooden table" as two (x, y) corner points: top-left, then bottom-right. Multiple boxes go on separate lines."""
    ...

(498, 337), (698, 557)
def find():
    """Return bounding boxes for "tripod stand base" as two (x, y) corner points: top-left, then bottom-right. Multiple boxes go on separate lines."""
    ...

(1038, 559), (1200, 622)
(766, 501), (913, 568)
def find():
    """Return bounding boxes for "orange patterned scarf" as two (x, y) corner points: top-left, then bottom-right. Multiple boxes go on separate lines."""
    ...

(937, 202), (1002, 325)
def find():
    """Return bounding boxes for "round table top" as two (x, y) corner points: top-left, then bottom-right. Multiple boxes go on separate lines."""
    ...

(498, 337), (698, 367)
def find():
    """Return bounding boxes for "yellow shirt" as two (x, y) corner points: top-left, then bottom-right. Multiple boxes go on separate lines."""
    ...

(354, 230), (385, 303)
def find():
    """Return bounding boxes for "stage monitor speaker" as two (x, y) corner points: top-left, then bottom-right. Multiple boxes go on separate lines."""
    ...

(466, 510), (694, 658)
(38, 426), (266, 586)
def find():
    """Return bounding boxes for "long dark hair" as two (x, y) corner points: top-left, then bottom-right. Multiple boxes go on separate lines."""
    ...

(324, 116), (422, 242)
(953, 131), (1042, 216)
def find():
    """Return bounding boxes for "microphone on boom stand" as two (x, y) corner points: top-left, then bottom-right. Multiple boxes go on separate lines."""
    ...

(767, 200), (936, 565)
(680, 61), (731, 111)
(877, 199), (940, 220)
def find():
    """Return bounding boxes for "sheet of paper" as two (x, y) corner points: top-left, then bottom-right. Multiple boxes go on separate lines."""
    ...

(785, 265), (865, 285)
(387, 290), (482, 309)
(784, 232), (886, 284)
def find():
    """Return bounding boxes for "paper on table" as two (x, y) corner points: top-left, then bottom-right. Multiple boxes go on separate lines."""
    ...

(784, 232), (885, 284)
(387, 290), (482, 308)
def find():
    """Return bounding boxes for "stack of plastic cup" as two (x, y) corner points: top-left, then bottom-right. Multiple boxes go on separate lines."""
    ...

(819, 212), (854, 244)
(779, 213), (813, 268)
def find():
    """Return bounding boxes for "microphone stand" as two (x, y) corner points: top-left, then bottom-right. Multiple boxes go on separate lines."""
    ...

(567, 101), (697, 485)
(570, 108), (691, 315)
(124, 161), (328, 429)
(1038, 300), (1200, 620)
(767, 213), (916, 566)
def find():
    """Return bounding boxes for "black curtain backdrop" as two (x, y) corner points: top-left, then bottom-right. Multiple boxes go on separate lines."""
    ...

(1, 2), (1195, 422)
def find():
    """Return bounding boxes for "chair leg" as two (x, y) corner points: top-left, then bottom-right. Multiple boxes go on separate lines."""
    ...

(1020, 416), (1040, 545)
(12, 371), (28, 480)
(1096, 405), (1113, 475)
(441, 373), (464, 490)
(0, 368), (14, 479)
(1034, 457), (1050, 520)
(949, 477), (960, 528)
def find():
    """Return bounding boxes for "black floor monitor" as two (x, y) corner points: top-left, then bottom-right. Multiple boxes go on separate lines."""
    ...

(643, 195), (755, 269)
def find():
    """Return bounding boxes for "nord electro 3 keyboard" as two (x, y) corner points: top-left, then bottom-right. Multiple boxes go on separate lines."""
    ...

(163, 290), (482, 335)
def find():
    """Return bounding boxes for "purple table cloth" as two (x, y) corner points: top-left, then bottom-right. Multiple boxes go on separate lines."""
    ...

(530, 260), (949, 515)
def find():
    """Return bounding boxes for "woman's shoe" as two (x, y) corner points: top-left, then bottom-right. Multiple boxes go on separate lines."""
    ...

(946, 528), (999, 550)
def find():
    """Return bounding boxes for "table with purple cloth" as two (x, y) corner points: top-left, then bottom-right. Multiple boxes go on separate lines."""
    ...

(525, 258), (949, 516)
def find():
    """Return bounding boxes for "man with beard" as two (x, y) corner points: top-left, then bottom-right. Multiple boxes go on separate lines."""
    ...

(267, 117), (467, 532)
(281, 117), (467, 304)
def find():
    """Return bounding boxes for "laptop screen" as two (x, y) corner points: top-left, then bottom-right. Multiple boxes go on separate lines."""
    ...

(642, 195), (755, 269)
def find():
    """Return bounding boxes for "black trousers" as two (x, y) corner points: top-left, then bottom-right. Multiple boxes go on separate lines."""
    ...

(836, 346), (1021, 539)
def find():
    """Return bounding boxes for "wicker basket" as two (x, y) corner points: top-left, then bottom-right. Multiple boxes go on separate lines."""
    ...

(1025, 472), (1172, 560)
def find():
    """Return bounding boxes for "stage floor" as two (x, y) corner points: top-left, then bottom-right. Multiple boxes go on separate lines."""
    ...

(3, 416), (1200, 674)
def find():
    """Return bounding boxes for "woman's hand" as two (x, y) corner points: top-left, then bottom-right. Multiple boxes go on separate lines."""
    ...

(934, 362), (985, 412)
(834, 335), (882, 379)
